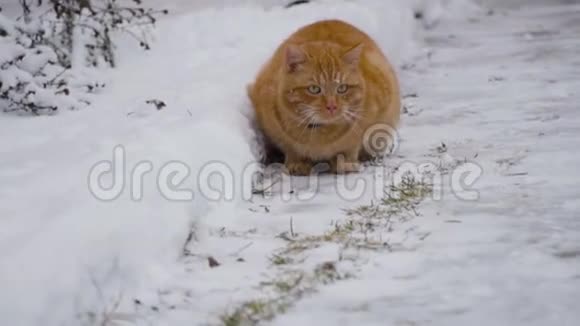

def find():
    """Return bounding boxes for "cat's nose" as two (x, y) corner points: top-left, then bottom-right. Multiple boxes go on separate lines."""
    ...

(326, 105), (337, 114)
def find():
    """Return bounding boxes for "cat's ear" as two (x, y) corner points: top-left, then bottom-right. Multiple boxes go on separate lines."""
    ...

(342, 43), (364, 65)
(285, 44), (307, 73)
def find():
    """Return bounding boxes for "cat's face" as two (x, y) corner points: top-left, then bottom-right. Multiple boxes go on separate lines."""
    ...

(281, 42), (365, 126)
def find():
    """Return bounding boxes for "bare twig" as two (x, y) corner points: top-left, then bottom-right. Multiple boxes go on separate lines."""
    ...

(230, 242), (254, 257)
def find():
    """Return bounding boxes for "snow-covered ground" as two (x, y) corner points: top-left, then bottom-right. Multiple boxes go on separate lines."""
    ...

(1, 0), (579, 325)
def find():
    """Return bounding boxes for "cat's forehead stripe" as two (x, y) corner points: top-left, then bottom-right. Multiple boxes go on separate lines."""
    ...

(309, 53), (350, 85)
(312, 72), (346, 85)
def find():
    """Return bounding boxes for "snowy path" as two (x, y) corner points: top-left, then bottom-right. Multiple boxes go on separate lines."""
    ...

(1, 1), (579, 326)
(273, 2), (580, 325)
(146, 1), (580, 325)
(279, 2), (580, 325)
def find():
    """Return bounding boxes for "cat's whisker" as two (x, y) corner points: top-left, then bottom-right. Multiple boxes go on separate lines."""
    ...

(294, 107), (317, 128)
(351, 108), (367, 118)
(297, 111), (319, 138)
(300, 117), (316, 139)
(296, 112), (314, 127)
(308, 117), (317, 140)
(343, 108), (364, 123)
(297, 106), (318, 121)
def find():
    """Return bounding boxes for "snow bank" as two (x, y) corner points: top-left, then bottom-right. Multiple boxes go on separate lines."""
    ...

(0, 1), (477, 325)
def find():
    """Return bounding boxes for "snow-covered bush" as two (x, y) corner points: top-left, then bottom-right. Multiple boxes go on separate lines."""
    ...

(0, 1), (167, 115)
(0, 15), (98, 114)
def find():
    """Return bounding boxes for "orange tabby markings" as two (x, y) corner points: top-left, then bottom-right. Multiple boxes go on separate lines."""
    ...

(248, 19), (401, 175)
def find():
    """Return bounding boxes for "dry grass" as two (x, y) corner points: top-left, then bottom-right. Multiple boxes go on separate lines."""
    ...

(218, 173), (433, 325)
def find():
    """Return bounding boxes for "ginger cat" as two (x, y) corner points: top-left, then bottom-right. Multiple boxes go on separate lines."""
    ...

(248, 19), (401, 175)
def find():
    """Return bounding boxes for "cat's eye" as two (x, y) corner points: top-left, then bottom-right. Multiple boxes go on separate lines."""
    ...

(337, 84), (349, 94)
(307, 85), (322, 95)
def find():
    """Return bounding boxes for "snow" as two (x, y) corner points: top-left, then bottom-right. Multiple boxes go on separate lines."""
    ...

(1, 0), (579, 326)
(271, 1), (580, 325)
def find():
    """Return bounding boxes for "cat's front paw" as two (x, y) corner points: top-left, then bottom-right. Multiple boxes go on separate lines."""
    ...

(332, 161), (361, 174)
(285, 161), (314, 176)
